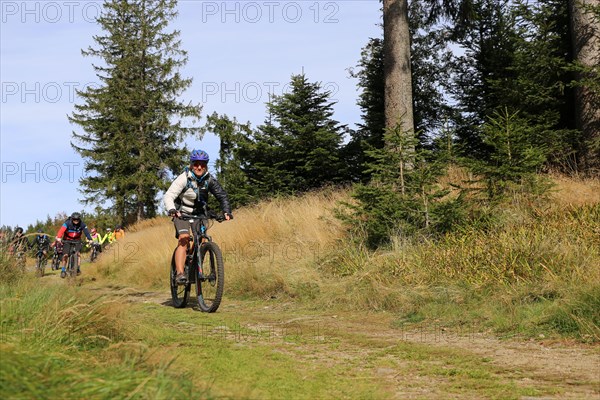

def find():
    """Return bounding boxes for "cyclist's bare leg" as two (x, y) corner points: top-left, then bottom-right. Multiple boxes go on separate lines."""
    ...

(175, 234), (190, 275)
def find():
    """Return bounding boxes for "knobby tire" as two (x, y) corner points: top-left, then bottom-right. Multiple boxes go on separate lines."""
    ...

(68, 252), (77, 279)
(170, 249), (190, 308)
(36, 256), (45, 277)
(196, 241), (224, 313)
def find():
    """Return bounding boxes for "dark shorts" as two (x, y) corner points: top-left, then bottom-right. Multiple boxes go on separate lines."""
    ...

(62, 240), (82, 256)
(173, 217), (203, 238)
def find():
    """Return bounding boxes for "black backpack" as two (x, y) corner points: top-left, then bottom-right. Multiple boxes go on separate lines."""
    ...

(174, 168), (210, 211)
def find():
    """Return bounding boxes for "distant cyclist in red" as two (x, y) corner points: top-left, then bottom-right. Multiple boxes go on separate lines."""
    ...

(55, 212), (92, 278)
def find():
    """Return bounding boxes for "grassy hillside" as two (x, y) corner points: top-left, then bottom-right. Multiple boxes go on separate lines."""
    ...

(87, 174), (600, 342)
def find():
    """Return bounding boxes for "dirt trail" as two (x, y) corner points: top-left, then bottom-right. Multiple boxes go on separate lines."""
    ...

(81, 282), (600, 400)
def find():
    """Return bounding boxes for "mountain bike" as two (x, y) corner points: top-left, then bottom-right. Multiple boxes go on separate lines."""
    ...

(35, 250), (48, 277)
(51, 247), (62, 271)
(61, 240), (80, 279)
(89, 243), (100, 262)
(170, 211), (228, 312)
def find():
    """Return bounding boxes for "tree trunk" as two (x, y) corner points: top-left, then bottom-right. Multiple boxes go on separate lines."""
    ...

(115, 194), (125, 227)
(569, 0), (600, 173)
(383, 0), (415, 136)
(137, 136), (146, 222)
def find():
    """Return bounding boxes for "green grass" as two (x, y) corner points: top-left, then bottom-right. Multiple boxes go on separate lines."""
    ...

(1, 274), (591, 399)
(356, 341), (559, 400)
(116, 302), (386, 399)
(0, 280), (204, 399)
(114, 299), (565, 400)
(1, 345), (197, 400)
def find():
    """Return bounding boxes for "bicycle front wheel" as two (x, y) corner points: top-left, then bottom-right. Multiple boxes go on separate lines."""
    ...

(196, 242), (224, 313)
(170, 249), (190, 308)
(36, 256), (45, 277)
(52, 256), (60, 271)
(67, 253), (77, 278)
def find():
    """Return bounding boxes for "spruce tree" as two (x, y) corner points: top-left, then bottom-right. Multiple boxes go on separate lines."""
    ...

(495, 0), (577, 169)
(472, 108), (548, 198)
(250, 74), (347, 195)
(345, 37), (385, 183)
(203, 112), (256, 208)
(340, 123), (463, 249)
(449, 0), (516, 158)
(69, 0), (201, 224)
(451, 0), (581, 171)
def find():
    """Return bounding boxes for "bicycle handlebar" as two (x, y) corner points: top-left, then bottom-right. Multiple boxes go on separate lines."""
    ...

(176, 211), (232, 223)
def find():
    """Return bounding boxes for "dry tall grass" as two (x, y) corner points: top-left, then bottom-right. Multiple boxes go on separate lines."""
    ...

(89, 188), (348, 296)
(89, 175), (599, 292)
(548, 173), (600, 206)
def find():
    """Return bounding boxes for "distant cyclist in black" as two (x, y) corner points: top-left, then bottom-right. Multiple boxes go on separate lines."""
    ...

(35, 229), (51, 262)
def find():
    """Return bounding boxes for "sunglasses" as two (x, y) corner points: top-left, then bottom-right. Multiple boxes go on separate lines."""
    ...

(192, 161), (207, 167)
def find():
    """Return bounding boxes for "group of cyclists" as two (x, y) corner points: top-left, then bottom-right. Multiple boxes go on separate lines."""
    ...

(3, 215), (126, 278)
(3, 148), (232, 284)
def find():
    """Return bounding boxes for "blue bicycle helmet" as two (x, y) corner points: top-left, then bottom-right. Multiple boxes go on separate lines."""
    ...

(190, 149), (209, 162)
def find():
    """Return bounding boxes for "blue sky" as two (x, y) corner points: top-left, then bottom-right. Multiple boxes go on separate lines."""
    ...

(1, 0), (382, 229)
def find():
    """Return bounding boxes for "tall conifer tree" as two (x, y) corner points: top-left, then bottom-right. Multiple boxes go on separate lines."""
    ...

(70, 0), (201, 223)
(250, 74), (346, 195)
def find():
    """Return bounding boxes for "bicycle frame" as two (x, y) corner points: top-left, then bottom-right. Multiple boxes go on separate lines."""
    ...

(180, 211), (224, 267)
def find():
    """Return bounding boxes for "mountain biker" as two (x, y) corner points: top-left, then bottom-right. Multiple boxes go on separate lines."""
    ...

(163, 149), (232, 284)
(50, 239), (64, 270)
(35, 230), (51, 262)
(9, 227), (30, 257)
(89, 227), (104, 254)
(55, 212), (93, 278)
(114, 225), (125, 240)
(105, 228), (115, 245)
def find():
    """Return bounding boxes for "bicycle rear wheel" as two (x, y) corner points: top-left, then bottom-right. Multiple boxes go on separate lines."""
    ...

(170, 249), (190, 308)
(196, 242), (224, 313)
